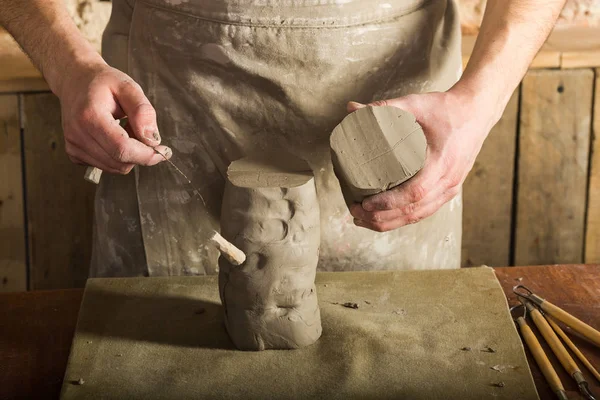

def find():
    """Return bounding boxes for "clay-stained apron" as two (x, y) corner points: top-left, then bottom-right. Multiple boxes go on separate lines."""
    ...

(90, 0), (463, 278)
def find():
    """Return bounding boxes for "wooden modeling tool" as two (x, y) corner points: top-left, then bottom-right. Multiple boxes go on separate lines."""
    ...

(514, 285), (600, 348)
(513, 306), (569, 400)
(546, 315), (600, 383)
(522, 300), (597, 400)
(84, 149), (246, 266)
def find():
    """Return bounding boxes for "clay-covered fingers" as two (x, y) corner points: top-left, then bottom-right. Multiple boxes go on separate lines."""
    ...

(59, 64), (172, 173)
(64, 138), (134, 174)
(352, 186), (457, 231)
(113, 78), (161, 147)
(66, 107), (170, 173)
(350, 165), (461, 231)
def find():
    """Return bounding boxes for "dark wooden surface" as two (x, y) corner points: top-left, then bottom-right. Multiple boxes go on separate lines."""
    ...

(0, 265), (598, 400)
(0, 289), (83, 400)
(495, 264), (600, 400)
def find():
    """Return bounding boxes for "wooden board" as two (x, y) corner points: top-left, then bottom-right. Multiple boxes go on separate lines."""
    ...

(0, 288), (84, 399)
(495, 264), (600, 400)
(515, 69), (594, 266)
(0, 30), (42, 81)
(462, 89), (519, 267)
(22, 93), (96, 290)
(586, 69), (600, 263)
(0, 78), (49, 94)
(0, 95), (27, 292)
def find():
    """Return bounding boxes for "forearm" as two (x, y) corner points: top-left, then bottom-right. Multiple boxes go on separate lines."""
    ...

(454, 0), (566, 122)
(0, 0), (106, 96)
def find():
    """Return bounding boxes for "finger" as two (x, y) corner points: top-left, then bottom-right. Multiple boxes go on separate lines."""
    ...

(112, 79), (160, 146)
(65, 141), (133, 174)
(361, 161), (441, 212)
(66, 133), (134, 173)
(347, 101), (367, 113)
(86, 108), (170, 166)
(354, 187), (456, 232)
(351, 176), (449, 223)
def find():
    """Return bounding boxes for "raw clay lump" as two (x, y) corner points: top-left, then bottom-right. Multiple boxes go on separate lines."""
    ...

(218, 153), (322, 351)
(330, 106), (427, 203)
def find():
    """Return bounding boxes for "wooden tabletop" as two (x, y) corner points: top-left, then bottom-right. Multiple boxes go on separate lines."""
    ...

(1, 264), (598, 400)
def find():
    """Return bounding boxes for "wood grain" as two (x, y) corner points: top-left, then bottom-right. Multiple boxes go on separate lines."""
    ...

(22, 93), (95, 290)
(0, 289), (83, 400)
(495, 264), (600, 400)
(0, 78), (49, 94)
(585, 69), (600, 263)
(0, 95), (27, 292)
(462, 89), (519, 267)
(515, 69), (593, 266)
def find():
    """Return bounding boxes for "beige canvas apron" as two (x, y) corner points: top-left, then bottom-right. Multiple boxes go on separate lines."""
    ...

(91, 0), (463, 278)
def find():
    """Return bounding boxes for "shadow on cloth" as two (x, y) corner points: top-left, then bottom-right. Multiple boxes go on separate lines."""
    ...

(75, 285), (235, 350)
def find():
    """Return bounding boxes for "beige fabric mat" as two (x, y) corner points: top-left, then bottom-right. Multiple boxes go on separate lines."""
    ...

(61, 267), (539, 399)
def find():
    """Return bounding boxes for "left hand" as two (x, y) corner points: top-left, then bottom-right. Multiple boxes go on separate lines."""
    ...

(349, 88), (497, 232)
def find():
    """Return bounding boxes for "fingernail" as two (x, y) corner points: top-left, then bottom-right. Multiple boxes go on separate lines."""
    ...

(353, 218), (365, 227)
(163, 147), (172, 159)
(362, 201), (374, 211)
(144, 128), (160, 143)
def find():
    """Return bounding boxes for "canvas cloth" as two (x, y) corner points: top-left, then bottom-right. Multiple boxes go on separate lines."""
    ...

(91, 0), (464, 278)
(60, 267), (539, 399)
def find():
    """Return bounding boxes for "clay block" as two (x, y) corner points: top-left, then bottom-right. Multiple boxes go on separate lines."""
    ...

(330, 106), (427, 203)
(218, 153), (322, 350)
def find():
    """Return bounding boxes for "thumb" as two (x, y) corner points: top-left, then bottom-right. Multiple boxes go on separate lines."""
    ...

(115, 80), (160, 146)
(347, 101), (367, 113)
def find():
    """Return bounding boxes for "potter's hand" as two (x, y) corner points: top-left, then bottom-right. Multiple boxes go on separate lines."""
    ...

(59, 63), (171, 174)
(348, 89), (495, 232)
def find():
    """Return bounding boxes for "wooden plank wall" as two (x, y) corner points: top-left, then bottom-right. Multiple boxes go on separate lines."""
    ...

(515, 70), (594, 265)
(0, 95), (27, 292)
(0, 69), (599, 290)
(462, 90), (519, 267)
(585, 69), (600, 263)
(21, 94), (95, 290)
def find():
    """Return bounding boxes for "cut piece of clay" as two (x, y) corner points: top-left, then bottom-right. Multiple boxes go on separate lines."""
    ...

(330, 105), (427, 203)
(219, 152), (322, 351)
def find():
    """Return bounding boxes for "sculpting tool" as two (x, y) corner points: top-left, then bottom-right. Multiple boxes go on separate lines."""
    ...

(514, 285), (600, 348)
(522, 300), (597, 400)
(83, 149), (246, 266)
(546, 315), (600, 383)
(512, 305), (569, 400)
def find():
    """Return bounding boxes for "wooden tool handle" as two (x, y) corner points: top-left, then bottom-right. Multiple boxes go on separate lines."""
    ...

(211, 232), (246, 266)
(530, 308), (581, 377)
(547, 315), (600, 383)
(517, 317), (566, 395)
(84, 167), (103, 184)
(542, 301), (600, 348)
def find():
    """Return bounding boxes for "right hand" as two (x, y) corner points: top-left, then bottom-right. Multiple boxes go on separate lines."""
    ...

(57, 62), (171, 174)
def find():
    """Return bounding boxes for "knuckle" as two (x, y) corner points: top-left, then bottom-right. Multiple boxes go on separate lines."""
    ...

(370, 99), (388, 107)
(445, 173), (462, 189)
(370, 212), (384, 223)
(406, 214), (423, 225)
(111, 142), (130, 162)
(118, 78), (142, 92)
(409, 184), (427, 203)
(133, 103), (156, 120)
(79, 106), (98, 124)
(400, 202), (418, 215)
(446, 184), (461, 198)
(378, 196), (396, 210)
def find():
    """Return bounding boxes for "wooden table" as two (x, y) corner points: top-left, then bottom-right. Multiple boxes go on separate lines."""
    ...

(1, 264), (598, 400)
